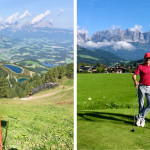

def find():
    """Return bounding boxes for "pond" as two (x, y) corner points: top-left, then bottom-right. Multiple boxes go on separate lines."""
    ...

(42, 62), (55, 68)
(3, 64), (23, 74)
(18, 78), (27, 83)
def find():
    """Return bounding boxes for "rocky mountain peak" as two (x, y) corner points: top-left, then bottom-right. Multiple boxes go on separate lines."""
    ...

(77, 29), (150, 43)
(90, 29), (148, 43)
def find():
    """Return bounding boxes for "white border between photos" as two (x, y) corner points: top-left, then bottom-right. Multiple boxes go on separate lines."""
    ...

(74, 0), (77, 149)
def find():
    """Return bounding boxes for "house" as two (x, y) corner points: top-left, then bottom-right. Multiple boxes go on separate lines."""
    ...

(91, 66), (98, 72)
(79, 66), (98, 73)
(106, 66), (126, 73)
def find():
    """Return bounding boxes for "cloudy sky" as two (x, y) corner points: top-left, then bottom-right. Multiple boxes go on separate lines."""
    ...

(78, 0), (150, 35)
(0, 0), (73, 28)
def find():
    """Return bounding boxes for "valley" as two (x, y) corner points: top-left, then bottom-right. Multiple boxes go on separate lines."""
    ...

(0, 36), (73, 66)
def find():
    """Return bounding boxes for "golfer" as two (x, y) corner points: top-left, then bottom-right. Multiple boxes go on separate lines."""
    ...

(132, 52), (150, 127)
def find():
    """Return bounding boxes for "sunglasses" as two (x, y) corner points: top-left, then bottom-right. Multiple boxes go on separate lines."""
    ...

(146, 57), (150, 59)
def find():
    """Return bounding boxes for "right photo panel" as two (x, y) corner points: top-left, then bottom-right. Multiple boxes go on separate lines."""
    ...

(77, 0), (150, 149)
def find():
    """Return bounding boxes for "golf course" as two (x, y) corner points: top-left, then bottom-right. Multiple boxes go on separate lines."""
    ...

(0, 79), (73, 150)
(77, 73), (150, 149)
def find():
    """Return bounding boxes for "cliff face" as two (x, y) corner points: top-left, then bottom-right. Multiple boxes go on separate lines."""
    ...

(90, 29), (150, 43)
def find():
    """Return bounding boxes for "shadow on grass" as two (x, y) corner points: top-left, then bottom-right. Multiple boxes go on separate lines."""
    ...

(1, 120), (16, 150)
(78, 111), (150, 125)
(1, 120), (18, 150)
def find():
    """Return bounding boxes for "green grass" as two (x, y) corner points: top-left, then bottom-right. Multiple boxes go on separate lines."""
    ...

(77, 73), (139, 110)
(77, 73), (150, 150)
(0, 79), (73, 150)
(78, 109), (150, 150)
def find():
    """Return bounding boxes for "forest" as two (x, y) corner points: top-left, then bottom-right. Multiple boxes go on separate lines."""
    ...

(0, 63), (73, 98)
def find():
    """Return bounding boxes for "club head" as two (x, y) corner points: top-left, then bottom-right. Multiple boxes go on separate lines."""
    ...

(131, 129), (135, 132)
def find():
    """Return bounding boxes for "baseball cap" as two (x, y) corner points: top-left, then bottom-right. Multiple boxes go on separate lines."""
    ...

(144, 53), (150, 58)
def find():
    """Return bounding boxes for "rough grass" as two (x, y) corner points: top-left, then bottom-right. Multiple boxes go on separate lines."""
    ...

(0, 79), (73, 150)
(77, 73), (150, 150)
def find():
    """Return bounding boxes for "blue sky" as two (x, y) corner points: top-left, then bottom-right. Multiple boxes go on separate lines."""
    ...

(78, 0), (150, 35)
(0, 0), (73, 28)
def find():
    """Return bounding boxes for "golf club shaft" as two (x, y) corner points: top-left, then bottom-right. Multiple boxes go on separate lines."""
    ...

(0, 115), (2, 150)
(133, 88), (138, 126)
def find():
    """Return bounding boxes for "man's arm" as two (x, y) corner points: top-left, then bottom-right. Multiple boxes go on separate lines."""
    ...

(132, 74), (139, 88)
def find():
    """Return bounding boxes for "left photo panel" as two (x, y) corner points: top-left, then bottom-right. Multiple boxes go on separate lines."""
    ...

(0, 0), (74, 149)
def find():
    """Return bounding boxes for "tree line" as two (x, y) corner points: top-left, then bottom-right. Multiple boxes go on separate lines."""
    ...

(77, 62), (136, 73)
(0, 63), (73, 98)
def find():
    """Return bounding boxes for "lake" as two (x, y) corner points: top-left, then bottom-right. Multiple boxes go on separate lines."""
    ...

(18, 78), (27, 83)
(42, 62), (55, 68)
(3, 64), (23, 74)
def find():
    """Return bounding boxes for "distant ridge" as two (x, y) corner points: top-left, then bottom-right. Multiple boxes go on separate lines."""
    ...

(77, 46), (124, 66)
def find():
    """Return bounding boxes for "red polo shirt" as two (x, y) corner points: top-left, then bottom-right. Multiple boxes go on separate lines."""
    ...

(134, 63), (150, 86)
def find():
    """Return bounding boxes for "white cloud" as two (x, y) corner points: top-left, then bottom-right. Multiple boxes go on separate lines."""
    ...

(4, 11), (31, 24)
(113, 41), (135, 50)
(0, 17), (3, 22)
(85, 41), (112, 48)
(5, 12), (19, 24)
(78, 29), (88, 34)
(31, 10), (51, 24)
(19, 11), (31, 19)
(57, 9), (64, 16)
(78, 40), (112, 49)
(78, 39), (135, 51)
(129, 25), (143, 32)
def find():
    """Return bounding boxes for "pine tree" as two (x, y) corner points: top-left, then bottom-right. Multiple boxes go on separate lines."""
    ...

(59, 66), (66, 79)
(0, 74), (9, 98)
(66, 63), (73, 78)
(52, 68), (58, 82)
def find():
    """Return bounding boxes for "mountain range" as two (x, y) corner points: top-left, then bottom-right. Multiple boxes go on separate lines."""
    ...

(78, 28), (150, 60)
(0, 21), (73, 41)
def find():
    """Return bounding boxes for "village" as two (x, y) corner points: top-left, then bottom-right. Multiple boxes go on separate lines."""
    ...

(78, 65), (136, 73)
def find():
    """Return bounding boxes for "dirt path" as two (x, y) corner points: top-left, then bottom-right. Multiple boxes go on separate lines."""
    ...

(20, 86), (73, 101)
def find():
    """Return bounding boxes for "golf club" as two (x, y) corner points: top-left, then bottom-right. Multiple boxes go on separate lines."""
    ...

(0, 115), (2, 150)
(131, 88), (138, 132)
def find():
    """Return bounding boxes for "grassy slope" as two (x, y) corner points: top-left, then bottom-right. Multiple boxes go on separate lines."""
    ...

(77, 47), (123, 65)
(0, 79), (73, 150)
(77, 73), (150, 150)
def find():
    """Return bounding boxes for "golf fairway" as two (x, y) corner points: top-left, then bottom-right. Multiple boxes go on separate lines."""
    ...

(77, 73), (150, 149)
(78, 109), (150, 149)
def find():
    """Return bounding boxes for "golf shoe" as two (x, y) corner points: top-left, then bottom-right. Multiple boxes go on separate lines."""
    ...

(141, 119), (145, 127)
(136, 118), (141, 127)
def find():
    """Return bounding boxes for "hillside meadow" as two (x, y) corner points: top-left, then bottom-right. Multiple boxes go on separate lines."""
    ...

(77, 73), (150, 150)
(0, 79), (73, 150)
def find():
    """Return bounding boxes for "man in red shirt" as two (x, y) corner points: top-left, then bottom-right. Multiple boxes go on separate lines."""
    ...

(133, 52), (150, 127)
